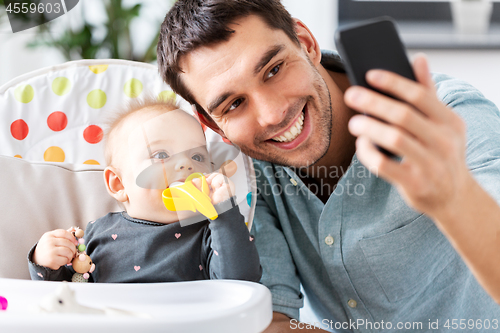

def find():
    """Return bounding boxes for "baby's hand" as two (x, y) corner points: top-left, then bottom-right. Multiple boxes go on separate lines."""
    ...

(32, 229), (78, 270)
(205, 172), (235, 205)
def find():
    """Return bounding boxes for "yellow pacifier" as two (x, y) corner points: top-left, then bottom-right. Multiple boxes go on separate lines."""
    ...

(162, 172), (218, 220)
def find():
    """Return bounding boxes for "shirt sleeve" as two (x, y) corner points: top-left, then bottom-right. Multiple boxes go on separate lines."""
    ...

(27, 243), (74, 281)
(250, 169), (304, 320)
(204, 198), (262, 282)
(437, 74), (500, 203)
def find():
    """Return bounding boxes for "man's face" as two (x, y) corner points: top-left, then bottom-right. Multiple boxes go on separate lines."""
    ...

(180, 15), (333, 168)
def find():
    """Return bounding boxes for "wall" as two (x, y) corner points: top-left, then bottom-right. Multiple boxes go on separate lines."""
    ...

(283, 1), (500, 109)
(0, 0), (169, 87)
(282, 0), (337, 51)
(0, 5), (73, 87)
(409, 50), (500, 109)
(3, 1), (497, 110)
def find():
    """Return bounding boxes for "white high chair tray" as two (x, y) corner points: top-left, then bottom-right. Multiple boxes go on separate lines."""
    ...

(0, 278), (272, 333)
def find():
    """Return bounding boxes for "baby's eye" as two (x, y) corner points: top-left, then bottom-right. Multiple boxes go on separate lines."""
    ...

(192, 154), (205, 162)
(152, 151), (169, 159)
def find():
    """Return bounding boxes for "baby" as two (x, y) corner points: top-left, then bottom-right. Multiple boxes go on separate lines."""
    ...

(28, 98), (261, 283)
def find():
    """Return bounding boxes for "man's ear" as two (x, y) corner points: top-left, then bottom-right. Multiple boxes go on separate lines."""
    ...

(104, 166), (128, 202)
(293, 18), (321, 66)
(192, 104), (227, 139)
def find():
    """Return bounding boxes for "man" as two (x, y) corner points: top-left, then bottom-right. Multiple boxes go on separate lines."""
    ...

(157, 0), (500, 331)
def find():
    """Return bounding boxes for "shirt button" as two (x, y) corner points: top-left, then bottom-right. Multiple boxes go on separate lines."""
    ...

(347, 299), (357, 308)
(290, 178), (298, 186)
(324, 235), (334, 246)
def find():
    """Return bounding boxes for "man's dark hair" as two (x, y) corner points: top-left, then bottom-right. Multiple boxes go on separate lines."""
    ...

(157, 0), (299, 118)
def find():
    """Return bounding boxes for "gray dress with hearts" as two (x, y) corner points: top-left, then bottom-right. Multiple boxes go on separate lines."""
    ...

(28, 201), (262, 283)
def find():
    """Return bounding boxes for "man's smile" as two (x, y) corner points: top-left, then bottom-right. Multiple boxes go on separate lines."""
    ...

(267, 104), (311, 150)
(271, 108), (305, 143)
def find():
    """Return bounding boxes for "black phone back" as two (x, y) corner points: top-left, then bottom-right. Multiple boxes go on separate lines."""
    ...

(335, 17), (416, 91)
(335, 17), (414, 159)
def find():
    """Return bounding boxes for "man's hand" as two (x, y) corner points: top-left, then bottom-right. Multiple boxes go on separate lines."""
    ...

(344, 54), (470, 222)
(345, 53), (500, 303)
(33, 229), (78, 270)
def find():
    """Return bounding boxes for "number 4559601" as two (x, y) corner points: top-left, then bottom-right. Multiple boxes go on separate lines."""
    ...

(444, 319), (498, 330)
(6, 2), (61, 14)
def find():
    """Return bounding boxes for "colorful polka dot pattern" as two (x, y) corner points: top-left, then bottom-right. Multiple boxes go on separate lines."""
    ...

(10, 119), (29, 140)
(124, 78), (143, 98)
(83, 125), (103, 144)
(87, 89), (107, 109)
(44, 146), (65, 162)
(88, 64), (108, 74)
(47, 112), (68, 131)
(14, 84), (34, 103)
(246, 192), (253, 206)
(3, 64), (183, 166)
(6, 70), (161, 164)
(51, 77), (71, 96)
(158, 90), (176, 102)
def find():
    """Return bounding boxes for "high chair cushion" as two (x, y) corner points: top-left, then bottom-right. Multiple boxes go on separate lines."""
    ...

(0, 155), (122, 279)
(0, 60), (183, 164)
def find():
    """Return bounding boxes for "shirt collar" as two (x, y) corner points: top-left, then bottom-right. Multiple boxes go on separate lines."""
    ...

(320, 50), (346, 73)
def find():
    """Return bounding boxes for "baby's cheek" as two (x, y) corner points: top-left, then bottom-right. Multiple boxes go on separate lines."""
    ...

(195, 161), (211, 174)
(139, 190), (164, 210)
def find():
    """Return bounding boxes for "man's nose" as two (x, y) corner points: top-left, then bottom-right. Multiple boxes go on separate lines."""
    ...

(253, 89), (288, 127)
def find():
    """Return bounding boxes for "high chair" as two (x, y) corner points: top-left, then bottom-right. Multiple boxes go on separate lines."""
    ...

(0, 59), (271, 332)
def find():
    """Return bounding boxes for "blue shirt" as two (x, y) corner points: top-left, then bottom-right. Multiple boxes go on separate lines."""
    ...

(251, 51), (500, 332)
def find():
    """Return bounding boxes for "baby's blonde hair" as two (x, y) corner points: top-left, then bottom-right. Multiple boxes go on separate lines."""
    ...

(103, 95), (179, 167)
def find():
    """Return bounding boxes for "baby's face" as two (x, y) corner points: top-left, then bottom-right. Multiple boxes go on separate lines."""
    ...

(116, 108), (211, 223)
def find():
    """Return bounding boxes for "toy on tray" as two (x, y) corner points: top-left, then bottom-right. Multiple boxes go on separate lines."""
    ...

(68, 227), (95, 283)
(37, 282), (150, 318)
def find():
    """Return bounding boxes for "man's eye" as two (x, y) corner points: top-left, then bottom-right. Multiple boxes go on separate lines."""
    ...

(192, 154), (205, 162)
(228, 98), (243, 112)
(152, 151), (169, 159)
(267, 64), (281, 79)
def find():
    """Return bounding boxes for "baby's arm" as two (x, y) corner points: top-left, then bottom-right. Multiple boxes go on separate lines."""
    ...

(28, 229), (77, 281)
(204, 205), (262, 282)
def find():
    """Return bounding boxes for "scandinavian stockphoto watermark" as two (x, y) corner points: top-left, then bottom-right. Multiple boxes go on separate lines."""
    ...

(255, 162), (378, 199)
(290, 318), (425, 331)
(290, 318), (500, 331)
(3, 0), (79, 33)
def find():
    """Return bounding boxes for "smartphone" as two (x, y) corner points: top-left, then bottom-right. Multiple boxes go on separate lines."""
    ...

(335, 17), (416, 158)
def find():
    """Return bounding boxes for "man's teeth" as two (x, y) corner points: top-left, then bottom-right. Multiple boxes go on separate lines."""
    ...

(272, 112), (304, 143)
